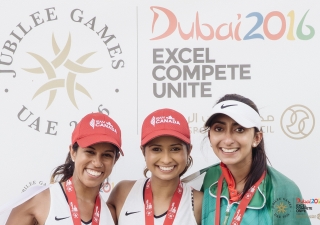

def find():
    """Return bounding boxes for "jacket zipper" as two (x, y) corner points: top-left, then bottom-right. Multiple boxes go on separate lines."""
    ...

(223, 203), (232, 225)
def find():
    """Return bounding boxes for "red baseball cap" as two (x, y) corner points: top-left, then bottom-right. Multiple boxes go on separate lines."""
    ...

(141, 108), (190, 146)
(72, 112), (123, 156)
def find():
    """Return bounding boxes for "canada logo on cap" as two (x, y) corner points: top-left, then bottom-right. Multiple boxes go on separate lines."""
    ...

(141, 108), (190, 146)
(72, 112), (123, 156)
(89, 118), (117, 133)
(150, 115), (181, 126)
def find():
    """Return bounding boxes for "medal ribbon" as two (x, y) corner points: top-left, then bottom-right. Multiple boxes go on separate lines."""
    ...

(64, 177), (101, 225)
(144, 179), (183, 225)
(215, 171), (266, 225)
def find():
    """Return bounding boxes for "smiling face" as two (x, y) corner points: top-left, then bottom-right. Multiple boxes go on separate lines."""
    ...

(143, 136), (190, 182)
(70, 142), (118, 189)
(209, 114), (262, 169)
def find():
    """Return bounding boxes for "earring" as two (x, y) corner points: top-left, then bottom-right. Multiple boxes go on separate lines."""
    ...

(253, 143), (257, 147)
(101, 178), (111, 193)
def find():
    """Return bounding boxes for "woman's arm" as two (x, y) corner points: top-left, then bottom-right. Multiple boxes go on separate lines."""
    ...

(107, 180), (136, 221)
(5, 189), (50, 225)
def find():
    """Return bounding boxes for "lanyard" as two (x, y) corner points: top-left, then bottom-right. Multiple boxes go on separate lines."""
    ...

(215, 171), (266, 225)
(144, 179), (183, 225)
(64, 177), (101, 225)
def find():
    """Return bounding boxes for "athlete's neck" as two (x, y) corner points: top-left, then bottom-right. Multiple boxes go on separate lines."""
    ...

(225, 160), (251, 188)
(150, 176), (180, 198)
(149, 176), (180, 216)
(70, 176), (100, 203)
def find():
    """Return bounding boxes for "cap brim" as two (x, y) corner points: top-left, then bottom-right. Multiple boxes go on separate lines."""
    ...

(210, 111), (257, 128)
(210, 100), (261, 129)
(76, 134), (124, 156)
(141, 130), (190, 146)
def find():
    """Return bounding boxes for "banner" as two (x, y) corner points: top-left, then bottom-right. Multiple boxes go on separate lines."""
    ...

(0, 0), (319, 223)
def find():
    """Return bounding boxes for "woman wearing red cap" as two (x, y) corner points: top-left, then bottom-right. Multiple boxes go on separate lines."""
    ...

(5, 112), (123, 225)
(199, 94), (310, 225)
(107, 108), (203, 225)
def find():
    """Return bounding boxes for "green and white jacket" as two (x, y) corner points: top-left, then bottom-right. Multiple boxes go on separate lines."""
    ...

(200, 163), (311, 225)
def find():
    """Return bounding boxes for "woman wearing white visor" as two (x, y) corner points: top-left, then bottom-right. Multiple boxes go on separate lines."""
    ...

(4, 112), (123, 225)
(201, 94), (310, 225)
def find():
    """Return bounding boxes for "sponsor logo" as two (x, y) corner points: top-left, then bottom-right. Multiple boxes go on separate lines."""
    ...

(55, 216), (70, 221)
(272, 198), (292, 219)
(1, 6), (124, 136)
(152, 48), (251, 98)
(296, 204), (312, 212)
(280, 105), (315, 139)
(150, 115), (180, 126)
(125, 211), (141, 216)
(22, 33), (100, 110)
(150, 6), (315, 41)
(297, 197), (320, 204)
(221, 104), (237, 109)
(296, 213), (320, 219)
(90, 119), (117, 133)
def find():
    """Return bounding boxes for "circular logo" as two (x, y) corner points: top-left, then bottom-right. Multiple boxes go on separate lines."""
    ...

(280, 105), (315, 139)
(272, 198), (292, 219)
(1, 5), (125, 137)
(317, 213), (320, 220)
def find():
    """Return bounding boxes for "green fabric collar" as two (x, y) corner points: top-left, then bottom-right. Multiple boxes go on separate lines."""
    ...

(209, 172), (271, 209)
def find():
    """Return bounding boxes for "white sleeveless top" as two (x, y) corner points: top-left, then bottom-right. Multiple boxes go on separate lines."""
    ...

(118, 178), (197, 225)
(44, 183), (114, 225)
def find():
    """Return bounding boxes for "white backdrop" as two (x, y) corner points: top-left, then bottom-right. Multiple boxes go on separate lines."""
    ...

(0, 0), (319, 224)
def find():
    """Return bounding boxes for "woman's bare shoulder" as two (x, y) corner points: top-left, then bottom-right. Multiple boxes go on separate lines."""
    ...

(107, 180), (136, 203)
(107, 180), (137, 219)
(6, 188), (50, 225)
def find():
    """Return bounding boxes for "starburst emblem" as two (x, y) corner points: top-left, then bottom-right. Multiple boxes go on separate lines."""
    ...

(276, 202), (288, 213)
(22, 33), (101, 109)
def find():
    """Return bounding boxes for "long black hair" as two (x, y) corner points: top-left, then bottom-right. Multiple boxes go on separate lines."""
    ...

(204, 94), (268, 199)
(50, 143), (79, 183)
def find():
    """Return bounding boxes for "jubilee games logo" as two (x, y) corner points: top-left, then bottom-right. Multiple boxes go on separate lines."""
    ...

(0, 6), (125, 135)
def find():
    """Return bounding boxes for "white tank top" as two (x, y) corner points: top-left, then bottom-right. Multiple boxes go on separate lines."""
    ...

(44, 183), (114, 225)
(118, 178), (197, 225)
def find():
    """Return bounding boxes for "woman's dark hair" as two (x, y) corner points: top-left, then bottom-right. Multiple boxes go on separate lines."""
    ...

(50, 142), (120, 183)
(142, 143), (193, 178)
(204, 94), (268, 199)
(50, 143), (79, 183)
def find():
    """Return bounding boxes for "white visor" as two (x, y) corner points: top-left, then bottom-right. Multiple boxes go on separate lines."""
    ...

(210, 100), (261, 130)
